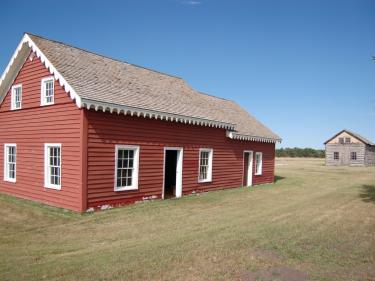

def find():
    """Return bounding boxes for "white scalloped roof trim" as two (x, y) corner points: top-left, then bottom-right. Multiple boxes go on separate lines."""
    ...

(226, 131), (281, 143)
(82, 98), (235, 130)
(0, 34), (81, 107)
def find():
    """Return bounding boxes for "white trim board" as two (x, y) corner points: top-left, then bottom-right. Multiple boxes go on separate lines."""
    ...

(243, 150), (253, 187)
(82, 98), (235, 130)
(226, 131), (281, 143)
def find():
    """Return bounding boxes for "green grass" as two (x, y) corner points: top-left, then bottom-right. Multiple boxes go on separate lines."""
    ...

(0, 158), (374, 281)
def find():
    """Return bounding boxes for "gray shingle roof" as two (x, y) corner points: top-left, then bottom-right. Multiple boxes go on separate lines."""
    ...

(28, 34), (280, 141)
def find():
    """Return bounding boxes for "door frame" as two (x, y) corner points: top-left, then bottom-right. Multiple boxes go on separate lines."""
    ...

(243, 150), (253, 186)
(162, 147), (183, 199)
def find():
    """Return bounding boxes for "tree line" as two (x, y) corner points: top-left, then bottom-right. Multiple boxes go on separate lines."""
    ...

(276, 147), (325, 158)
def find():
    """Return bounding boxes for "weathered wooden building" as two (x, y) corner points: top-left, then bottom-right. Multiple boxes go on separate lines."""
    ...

(324, 130), (375, 166)
(0, 33), (281, 212)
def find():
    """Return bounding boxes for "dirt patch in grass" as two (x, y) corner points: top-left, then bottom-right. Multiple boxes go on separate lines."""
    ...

(249, 249), (282, 264)
(242, 266), (309, 281)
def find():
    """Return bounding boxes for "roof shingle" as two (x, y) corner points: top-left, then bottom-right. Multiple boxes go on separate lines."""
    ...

(28, 33), (280, 141)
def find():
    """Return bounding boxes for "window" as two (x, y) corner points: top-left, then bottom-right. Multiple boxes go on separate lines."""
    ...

(44, 144), (61, 189)
(350, 152), (357, 160)
(115, 145), (140, 191)
(41, 77), (54, 105)
(339, 138), (344, 144)
(255, 152), (263, 175)
(334, 152), (339, 160)
(345, 137), (351, 144)
(198, 148), (213, 182)
(4, 144), (16, 182)
(11, 84), (22, 110)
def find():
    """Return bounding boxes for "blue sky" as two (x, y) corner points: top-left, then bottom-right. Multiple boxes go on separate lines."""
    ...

(0, 0), (374, 148)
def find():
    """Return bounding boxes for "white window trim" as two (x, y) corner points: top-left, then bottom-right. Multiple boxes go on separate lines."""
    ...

(255, 152), (263, 175)
(44, 143), (62, 190)
(114, 145), (140, 191)
(4, 144), (17, 183)
(11, 84), (22, 110)
(41, 77), (55, 106)
(198, 148), (213, 183)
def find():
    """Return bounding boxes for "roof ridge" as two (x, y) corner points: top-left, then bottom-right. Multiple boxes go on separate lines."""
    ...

(25, 32), (183, 80)
(198, 91), (233, 102)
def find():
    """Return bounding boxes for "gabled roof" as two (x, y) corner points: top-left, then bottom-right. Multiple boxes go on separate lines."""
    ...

(0, 33), (281, 143)
(324, 129), (374, 146)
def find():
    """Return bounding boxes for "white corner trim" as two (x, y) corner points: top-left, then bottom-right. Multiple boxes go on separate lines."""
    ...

(0, 34), (81, 108)
(226, 131), (281, 143)
(82, 98), (235, 130)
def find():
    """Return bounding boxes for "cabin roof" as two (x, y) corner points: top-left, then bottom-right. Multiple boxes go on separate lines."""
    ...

(324, 129), (374, 146)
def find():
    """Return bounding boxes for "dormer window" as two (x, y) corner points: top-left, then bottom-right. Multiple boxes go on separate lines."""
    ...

(11, 84), (22, 110)
(41, 77), (54, 106)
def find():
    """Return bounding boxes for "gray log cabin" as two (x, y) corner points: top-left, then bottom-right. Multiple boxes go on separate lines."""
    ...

(324, 130), (375, 166)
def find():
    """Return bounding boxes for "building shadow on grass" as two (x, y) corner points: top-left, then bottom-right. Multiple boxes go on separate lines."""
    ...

(359, 185), (375, 203)
(274, 175), (285, 183)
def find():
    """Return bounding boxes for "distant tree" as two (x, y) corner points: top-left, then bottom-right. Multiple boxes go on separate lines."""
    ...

(276, 147), (325, 158)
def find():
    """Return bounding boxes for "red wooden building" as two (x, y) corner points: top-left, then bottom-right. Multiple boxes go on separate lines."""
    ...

(0, 33), (281, 212)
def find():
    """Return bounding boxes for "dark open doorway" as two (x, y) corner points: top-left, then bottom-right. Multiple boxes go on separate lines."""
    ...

(164, 150), (178, 198)
(243, 152), (249, 186)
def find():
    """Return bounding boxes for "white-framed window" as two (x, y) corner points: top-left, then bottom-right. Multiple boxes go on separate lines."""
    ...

(255, 152), (263, 175)
(4, 144), (16, 182)
(11, 84), (22, 110)
(115, 145), (140, 191)
(198, 148), (213, 182)
(44, 144), (61, 190)
(41, 77), (54, 106)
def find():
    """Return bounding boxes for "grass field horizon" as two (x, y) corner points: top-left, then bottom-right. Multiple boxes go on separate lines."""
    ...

(1, 158), (374, 280)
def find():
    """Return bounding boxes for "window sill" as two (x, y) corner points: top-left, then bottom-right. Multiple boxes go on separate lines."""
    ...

(45, 184), (61, 190)
(40, 103), (55, 107)
(198, 179), (212, 183)
(114, 186), (138, 192)
(4, 178), (16, 183)
(255, 173), (262, 176)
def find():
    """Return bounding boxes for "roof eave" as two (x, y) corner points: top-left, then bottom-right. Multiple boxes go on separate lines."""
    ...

(81, 98), (236, 130)
(226, 131), (282, 143)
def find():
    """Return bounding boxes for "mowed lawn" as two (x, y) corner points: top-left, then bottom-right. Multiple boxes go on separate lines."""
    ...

(0, 158), (374, 281)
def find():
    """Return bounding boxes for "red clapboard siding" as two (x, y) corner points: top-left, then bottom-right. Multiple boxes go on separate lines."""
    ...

(86, 110), (275, 208)
(0, 54), (83, 211)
